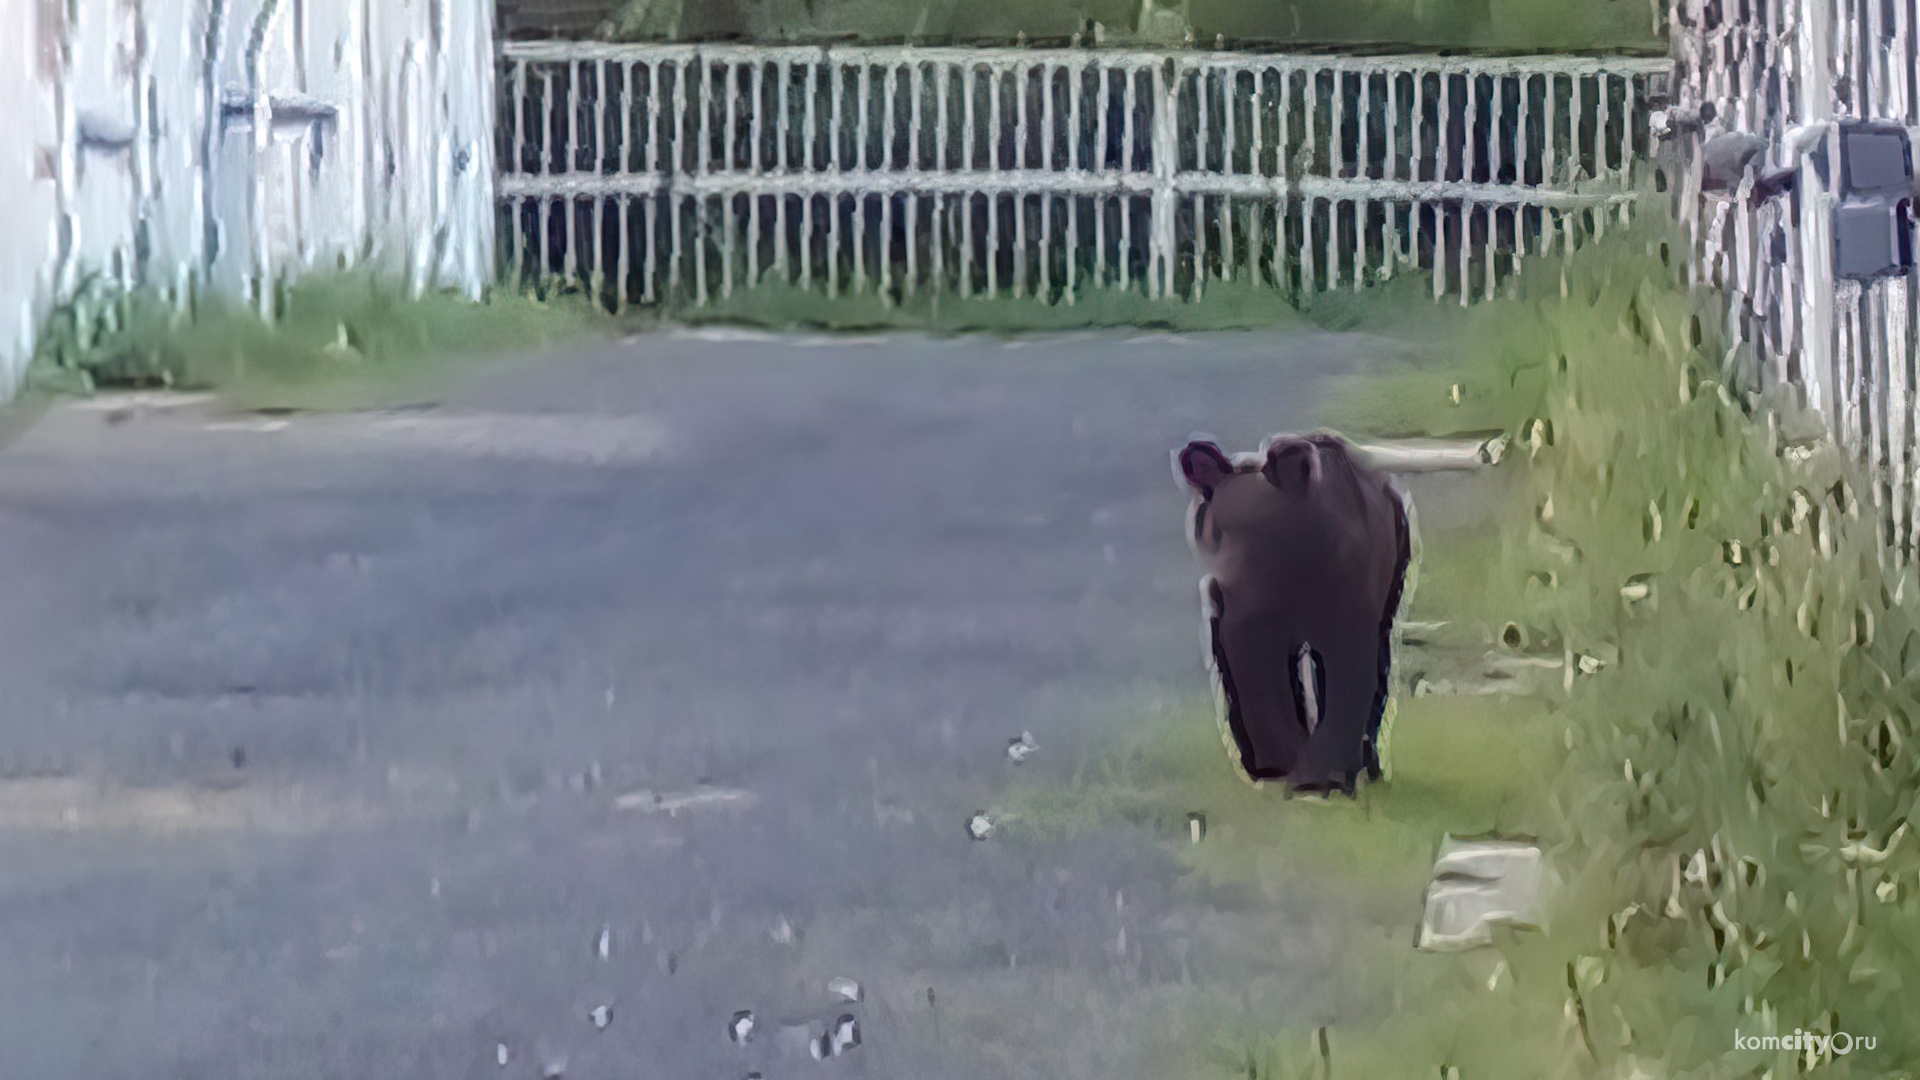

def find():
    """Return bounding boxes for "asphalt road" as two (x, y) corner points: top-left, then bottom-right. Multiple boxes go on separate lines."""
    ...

(0, 327), (1429, 1080)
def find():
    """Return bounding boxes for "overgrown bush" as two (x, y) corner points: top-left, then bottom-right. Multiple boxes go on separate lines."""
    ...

(1386, 220), (1920, 1076)
(27, 272), (605, 407)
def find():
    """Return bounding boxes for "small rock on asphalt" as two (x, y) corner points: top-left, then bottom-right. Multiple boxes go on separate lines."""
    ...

(831, 1014), (861, 1054)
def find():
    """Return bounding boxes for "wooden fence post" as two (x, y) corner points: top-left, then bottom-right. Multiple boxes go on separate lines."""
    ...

(1150, 60), (1177, 299)
(1796, 0), (1838, 422)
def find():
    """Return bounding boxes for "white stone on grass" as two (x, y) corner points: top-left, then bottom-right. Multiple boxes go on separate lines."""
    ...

(1417, 837), (1547, 951)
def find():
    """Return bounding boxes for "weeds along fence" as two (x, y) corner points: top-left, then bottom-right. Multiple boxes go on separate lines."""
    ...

(0, 0), (497, 399)
(1670, 0), (1920, 558)
(494, 43), (1669, 311)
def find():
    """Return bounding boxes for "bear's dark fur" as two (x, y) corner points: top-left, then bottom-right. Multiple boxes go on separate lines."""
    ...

(1175, 432), (1412, 794)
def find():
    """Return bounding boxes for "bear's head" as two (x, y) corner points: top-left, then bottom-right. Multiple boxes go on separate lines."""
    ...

(1176, 433), (1379, 559)
(1176, 434), (1339, 500)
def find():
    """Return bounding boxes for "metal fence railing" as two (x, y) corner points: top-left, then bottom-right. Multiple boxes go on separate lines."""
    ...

(496, 42), (1668, 310)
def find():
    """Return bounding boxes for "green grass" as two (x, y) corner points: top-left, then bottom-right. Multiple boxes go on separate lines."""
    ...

(679, 277), (1308, 335)
(993, 687), (1566, 1078)
(1001, 693), (1553, 894)
(1316, 346), (1527, 443)
(670, 253), (1492, 338)
(1404, 522), (1508, 627)
(1262, 216), (1920, 1077)
(617, 0), (1664, 51)
(28, 273), (611, 411)
(1490, 234), (1920, 1077)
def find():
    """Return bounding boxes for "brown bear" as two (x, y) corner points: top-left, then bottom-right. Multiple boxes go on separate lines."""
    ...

(1174, 431), (1413, 794)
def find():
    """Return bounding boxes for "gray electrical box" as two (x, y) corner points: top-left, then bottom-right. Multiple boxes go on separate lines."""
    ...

(1834, 200), (1913, 280)
(1838, 123), (1913, 198)
(1832, 121), (1914, 281)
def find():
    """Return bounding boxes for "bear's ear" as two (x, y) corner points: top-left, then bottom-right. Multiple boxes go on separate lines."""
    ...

(1263, 436), (1322, 493)
(1177, 440), (1234, 496)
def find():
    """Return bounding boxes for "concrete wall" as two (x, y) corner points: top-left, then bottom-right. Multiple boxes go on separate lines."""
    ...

(0, 0), (498, 401)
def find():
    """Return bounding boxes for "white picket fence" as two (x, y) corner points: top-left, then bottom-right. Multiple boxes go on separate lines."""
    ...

(495, 43), (1669, 309)
(0, 0), (497, 399)
(1672, 0), (1920, 558)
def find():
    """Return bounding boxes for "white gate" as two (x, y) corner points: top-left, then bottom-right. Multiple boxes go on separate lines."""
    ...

(495, 43), (1668, 309)
(1672, 0), (1920, 557)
